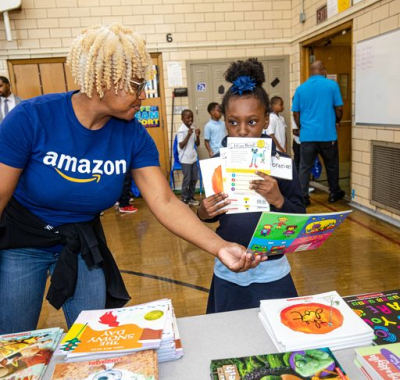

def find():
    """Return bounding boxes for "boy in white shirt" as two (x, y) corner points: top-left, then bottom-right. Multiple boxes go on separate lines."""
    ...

(266, 96), (287, 153)
(177, 109), (200, 206)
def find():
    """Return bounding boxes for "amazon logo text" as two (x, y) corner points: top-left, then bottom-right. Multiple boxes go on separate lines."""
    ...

(43, 152), (127, 183)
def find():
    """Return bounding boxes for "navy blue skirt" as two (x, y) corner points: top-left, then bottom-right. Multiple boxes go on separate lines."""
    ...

(206, 273), (298, 314)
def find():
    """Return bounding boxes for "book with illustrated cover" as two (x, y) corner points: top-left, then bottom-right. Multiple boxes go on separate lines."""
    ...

(199, 152), (270, 214)
(247, 210), (352, 257)
(259, 291), (374, 352)
(0, 327), (63, 380)
(343, 289), (400, 345)
(354, 358), (374, 380)
(199, 137), (294, 214)
(355, 342), (400, 380)
(155, 299), (183, 363)
(51, 350), (158, 380)
(210, 348), (349, 380)
(57, 299), (170, 361)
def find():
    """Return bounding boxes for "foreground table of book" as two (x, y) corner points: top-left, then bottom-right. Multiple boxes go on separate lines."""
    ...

(43, 308), (362, 380)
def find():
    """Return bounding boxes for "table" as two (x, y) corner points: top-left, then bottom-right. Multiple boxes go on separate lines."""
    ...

(44, 308), (363, 379)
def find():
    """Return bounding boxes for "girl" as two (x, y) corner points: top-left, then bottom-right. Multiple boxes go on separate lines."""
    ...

(198, 58), (306, 313)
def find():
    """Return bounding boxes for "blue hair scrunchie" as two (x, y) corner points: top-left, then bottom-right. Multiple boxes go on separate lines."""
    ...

(231, 75), (257, 95)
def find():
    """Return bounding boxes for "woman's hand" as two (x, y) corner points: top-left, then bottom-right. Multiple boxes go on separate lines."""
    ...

(217, 242), (267, 273)
(198, 193), (230, 220)
(249, 171), (285, 209)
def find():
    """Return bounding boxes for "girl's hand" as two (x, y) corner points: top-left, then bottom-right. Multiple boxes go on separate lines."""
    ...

(217, 242), (267, 273)
(198, 193), (230, 220)
(195, 128), (201, 137)
(250, 171), (285, 209)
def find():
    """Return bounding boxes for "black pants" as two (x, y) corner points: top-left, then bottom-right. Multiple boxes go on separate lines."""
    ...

(118, 172), (132, 207)
(299, 141), (341, 199)
(181, 162), (198, 201)
(292, 140), (301, 173)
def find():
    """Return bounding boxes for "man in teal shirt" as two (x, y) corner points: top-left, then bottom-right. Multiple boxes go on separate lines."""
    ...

(292, 61), (344, 206)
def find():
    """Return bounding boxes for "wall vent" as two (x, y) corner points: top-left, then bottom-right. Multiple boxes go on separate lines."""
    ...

(371, 141), (400, 215)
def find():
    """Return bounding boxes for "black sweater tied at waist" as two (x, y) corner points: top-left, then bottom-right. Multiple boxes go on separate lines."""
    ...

(0, 198), (130, 310)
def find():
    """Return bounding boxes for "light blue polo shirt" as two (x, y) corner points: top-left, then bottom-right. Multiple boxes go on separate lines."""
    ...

(204, 119), (226, 155)
(292, 75), (343, 142)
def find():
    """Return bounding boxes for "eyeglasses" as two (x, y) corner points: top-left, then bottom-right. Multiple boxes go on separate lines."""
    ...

(129, 79), (147, 95)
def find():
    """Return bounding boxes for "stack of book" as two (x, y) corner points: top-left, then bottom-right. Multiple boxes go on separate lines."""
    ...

(210, 347), (349, 380)
(354, 342), (400, 380)
(0, 327), (63, 380)
(258, 291), (375, 352)
(51, 350), (159, 380)
(56, 298), (183, 363)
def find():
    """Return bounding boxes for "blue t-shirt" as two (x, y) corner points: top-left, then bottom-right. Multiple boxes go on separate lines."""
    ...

(0, 91), (159, 226)
(203, 119), (226, 155)
(292, 75), (343, 142)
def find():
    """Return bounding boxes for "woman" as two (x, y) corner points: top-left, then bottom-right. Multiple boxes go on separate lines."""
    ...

(0, 24), (261, 334)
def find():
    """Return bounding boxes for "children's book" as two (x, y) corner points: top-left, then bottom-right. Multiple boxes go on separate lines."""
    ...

(56, 299), (170, 361)
(343, 289), (400, 345)
(51, 350), (158, 380)
(210, 348), (349, 380)
(224, 138), (272, 210)
(259, 291), (374, 352)
(0, 327), (63, 380)
(354, 358), (374, 380)
(155, 299), (183, 363)
(355, 342), (400, 380)
(247, 210), (352, 257)
(199, 153), (270, 214)
(199, 137), (295, 214)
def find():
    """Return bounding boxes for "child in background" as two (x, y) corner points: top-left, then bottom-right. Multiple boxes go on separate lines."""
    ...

(117, 172), (138, 213)
(197, 58), (305, 313)
(266, 96), (287, 153)
(177, 109), (201, 206)
(204, 102), (226, 157)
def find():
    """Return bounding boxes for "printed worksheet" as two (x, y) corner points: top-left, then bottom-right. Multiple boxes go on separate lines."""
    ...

(223, 138), (272, 210)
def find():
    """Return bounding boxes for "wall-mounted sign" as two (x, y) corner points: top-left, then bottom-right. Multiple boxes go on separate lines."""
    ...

(135, 106), (160, 128)
(327, 0), (350, 18)
(173, 106), (186, 115)
(316, 5), (328, 24)
(167, 62), (182, 87)
(196, 82), (206, 92)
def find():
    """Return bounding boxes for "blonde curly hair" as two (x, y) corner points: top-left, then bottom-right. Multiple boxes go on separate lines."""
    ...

(67, 23), (152, 98)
